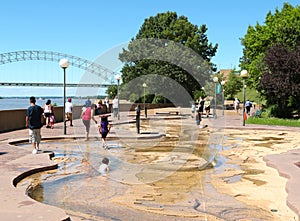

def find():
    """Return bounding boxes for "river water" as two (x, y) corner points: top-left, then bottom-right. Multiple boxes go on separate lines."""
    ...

(0, 98), (88, 110)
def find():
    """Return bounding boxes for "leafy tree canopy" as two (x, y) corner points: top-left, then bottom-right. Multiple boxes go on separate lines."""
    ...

(223, 71), (243, 100)
(105, 85), (117, 99)
(118, 11), (218, 104)
(240, 3), (300, 90)
(261, 43), (300, 117)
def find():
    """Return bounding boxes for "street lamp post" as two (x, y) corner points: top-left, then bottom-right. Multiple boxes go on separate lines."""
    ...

(59, 59), (70, 135)
(258, 76), (261, 109)
(240, 70), (249, 126)
(221, 80), (226, 116)
(213, 76), (219, 119)
(142, 83), (147, 118)
(116, 74), (121, 120)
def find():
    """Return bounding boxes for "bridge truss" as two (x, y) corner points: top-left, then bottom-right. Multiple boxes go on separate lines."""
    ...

(0, 50), (119, 86)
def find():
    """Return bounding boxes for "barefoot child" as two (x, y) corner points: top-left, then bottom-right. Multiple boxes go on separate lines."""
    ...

(99, 157), (110, 176)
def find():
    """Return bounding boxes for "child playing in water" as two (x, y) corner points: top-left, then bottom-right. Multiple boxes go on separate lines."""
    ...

(98, 114), (111, 149)
(99, 157), (110, 176)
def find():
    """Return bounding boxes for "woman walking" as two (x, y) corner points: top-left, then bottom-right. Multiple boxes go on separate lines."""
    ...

(81, 102), (97, 141)
(43, 99), (54, 128)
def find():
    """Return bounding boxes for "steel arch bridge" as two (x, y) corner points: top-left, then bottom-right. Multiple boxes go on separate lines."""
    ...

(0, 50), (119, 87)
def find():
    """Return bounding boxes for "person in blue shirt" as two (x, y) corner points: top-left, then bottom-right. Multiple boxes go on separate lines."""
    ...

(245, 100), (252, 116)
(25, 96), (44, 154)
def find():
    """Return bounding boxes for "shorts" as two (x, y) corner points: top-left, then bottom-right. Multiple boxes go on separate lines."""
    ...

(44, 112), (51, 118)
(101, 132), (108, 139)
(29, 129), (41, 144)
(66, 112), (73, 120)
(82, 120), (90, 132)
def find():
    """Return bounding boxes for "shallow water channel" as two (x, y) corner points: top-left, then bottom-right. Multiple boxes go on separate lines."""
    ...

(16, 119), (274, 221)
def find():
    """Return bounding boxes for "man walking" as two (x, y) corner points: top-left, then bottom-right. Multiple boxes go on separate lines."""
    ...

(112, 96), (119, 118)
(25, 96), (44, 154)
(65, 98), (73, 126)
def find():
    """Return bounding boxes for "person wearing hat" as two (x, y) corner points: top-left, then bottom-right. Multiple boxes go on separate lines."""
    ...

(65, 98), (73, 126)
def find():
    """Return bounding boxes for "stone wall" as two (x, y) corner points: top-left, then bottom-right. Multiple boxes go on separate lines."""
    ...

(0, 103), (174, 133)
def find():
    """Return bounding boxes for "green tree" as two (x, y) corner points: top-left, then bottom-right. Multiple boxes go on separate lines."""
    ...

(193, 89), (206, 101)
(223, 71), (243, 100)
(240, 3), (300, 92)
(106, 85), (117, 99)
(152, 94), (165, 104)
(261, 43), (300, 117)
(119, 11), (218, 104)
(129, 93), (139, 103)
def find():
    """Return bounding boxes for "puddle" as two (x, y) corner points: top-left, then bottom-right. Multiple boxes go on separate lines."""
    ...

(223, 174), (243, 184)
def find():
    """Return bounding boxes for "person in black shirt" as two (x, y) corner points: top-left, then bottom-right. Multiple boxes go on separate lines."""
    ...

(136, 104), (141, 134)
(25, 96), (44, 154)
(196, 97), (205, 128)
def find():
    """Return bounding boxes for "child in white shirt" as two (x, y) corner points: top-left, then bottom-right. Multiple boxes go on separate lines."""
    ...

(99, 157), (109, 176)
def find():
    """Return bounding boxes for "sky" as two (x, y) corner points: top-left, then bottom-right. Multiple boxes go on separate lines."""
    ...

(0, 0), (299, 97)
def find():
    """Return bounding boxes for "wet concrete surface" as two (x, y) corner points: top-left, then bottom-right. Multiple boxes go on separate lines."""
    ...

(1, 108), (300, 220)
(15, 112), (283, 220)
(17, 137), (276, 221)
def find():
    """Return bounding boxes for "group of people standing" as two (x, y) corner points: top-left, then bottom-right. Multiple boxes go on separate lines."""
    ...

(234, 98), (253, 115)
(25, 96), (111, 176)
(41, 98), (74, 129)
(192, 96), (211, 128)
(25, 96), (115, 154)
(93, 96), (119, 118)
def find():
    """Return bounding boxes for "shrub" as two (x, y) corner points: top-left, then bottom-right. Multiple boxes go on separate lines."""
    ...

(152, 94), (165, 104)
(129, 93), (139, 103)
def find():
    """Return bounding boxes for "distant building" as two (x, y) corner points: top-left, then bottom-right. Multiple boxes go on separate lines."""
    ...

(219, 69), (232, 79)
(219, 69), (240, 80)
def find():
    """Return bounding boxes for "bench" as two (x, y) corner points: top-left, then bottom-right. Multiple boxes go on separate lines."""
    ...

(155, 111), (180, 115)
(251, 109), (262, 117)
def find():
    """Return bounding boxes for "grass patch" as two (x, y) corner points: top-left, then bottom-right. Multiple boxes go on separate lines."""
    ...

(246, 117), (300, 127)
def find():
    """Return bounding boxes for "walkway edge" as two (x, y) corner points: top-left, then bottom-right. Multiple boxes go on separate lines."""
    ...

(0, 149), (71, 221)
